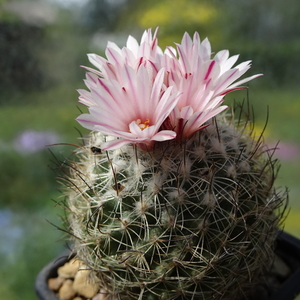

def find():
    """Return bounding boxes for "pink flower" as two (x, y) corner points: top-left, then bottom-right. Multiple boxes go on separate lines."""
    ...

(161, 32), (262, 138)
(77, 28), (262, 149)
(76, 66), (180, 150)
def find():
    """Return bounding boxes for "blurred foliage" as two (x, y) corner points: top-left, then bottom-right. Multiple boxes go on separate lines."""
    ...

(0, 207), (67, 300)
(79, 0), (126, 33)
(0, 21), (46, 93)
(0, 84), (87, 140)
(39, 11), (91, 86)
(0, 1), (90, 104)
(218, 0), (300, 43)
(215, 0), (300, 87)
(228, 40), (300, 87)
(0, 149), (56, 209)
(115, 0), (221, 46)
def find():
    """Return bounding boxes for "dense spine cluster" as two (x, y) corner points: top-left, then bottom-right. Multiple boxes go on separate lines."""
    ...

(61, 110), (286, 300)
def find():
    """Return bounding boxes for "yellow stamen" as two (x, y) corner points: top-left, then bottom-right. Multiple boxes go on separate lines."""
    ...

(136, 118), (150, 130)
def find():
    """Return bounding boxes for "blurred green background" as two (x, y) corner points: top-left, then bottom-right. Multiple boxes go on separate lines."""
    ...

(1, 0), (300, 299)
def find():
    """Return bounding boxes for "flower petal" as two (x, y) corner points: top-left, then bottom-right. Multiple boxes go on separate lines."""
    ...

(151, 130), (177, 141)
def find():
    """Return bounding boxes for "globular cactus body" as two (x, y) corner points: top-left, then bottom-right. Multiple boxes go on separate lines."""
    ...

(64, 113), (284, 300)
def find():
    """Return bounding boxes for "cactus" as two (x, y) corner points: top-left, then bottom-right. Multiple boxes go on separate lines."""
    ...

(59, 29), (286, 300)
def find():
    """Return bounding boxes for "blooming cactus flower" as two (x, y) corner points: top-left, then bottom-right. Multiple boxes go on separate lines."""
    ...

(162, 32), (262, 137)
(76, 66), (180, 150)
(77, 28), (261, 149)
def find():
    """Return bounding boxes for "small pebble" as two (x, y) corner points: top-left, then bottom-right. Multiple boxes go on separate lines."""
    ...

(73, 268), (99, 298)
(58, 279), (76, 300)
(48, 276), (65, 291)
(58, 258), (81, 278)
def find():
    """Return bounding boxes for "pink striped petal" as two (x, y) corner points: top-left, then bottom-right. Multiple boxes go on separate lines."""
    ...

(151, 130), (177, 141)
(101, 139), (132, 151)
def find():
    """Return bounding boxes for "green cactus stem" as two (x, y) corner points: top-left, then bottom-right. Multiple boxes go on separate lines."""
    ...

(59, 107), (286, 300)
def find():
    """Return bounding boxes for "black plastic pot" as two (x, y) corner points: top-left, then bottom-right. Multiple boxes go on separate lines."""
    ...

(35, 232), (300, 300)
(35, 250), (72, 300)
(269, 231), (300, 300)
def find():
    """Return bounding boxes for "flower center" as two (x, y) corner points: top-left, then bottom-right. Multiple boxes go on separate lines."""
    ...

(135, 118), (150, 130)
